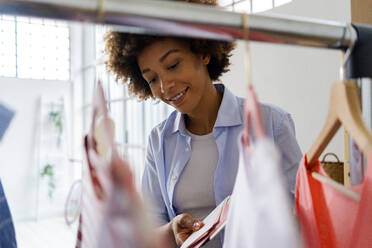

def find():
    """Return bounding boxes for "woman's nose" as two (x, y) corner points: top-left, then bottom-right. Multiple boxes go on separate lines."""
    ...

(160, 77), (176, 94)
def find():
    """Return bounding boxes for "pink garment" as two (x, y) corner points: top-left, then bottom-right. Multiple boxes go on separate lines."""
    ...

(295, 153), (372, 248)
(76, 84), (163, 248)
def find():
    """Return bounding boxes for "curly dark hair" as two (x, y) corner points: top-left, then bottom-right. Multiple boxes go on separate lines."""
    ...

(104, 0), (236, 100)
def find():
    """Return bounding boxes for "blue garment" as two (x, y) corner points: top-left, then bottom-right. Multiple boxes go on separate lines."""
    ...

(142, 84), (302, 225)
(0, 103), (14, 142)
(0, 103), (17, 247)
(0, 180), (17, 248)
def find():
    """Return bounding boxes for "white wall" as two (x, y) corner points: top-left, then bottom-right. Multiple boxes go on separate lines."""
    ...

(0, 77), (71, 221)
(223, 0), (350, 158)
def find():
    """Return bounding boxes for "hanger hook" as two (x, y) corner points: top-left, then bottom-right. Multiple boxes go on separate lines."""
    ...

(97, 0), (105, 24)
(340, 24), (357, 81)
(241, 13), (253, 87)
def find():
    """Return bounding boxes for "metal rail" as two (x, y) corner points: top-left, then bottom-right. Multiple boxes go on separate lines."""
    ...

(0, 0), (352, 49)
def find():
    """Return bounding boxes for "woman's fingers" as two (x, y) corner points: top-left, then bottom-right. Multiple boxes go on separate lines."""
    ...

(172, 214), (204, 246)
(193, 221), (203, 231)
(179, 214), (198, 228)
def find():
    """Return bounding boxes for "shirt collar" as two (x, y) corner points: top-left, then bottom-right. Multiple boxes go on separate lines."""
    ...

(171, 84), (243, 135)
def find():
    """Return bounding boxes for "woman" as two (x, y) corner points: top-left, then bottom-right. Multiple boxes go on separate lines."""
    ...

(104, 1), (302, 247)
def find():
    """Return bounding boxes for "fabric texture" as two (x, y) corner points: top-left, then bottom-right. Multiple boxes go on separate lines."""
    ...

(0, 180), (17, 248)
(79, 137), (151, 248)
(173, 131), (218, 220)
(295, 152), (372, 248)
(0, 103), (14, 142)
(142, 84), (303, 227)
(223, 137), (299, 248)
(0, 103), (17, 247)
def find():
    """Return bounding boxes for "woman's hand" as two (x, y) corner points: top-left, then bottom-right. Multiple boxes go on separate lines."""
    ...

(170, 213), (204, 246)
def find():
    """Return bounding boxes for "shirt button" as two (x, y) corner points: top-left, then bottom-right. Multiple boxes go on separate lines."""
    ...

(172, 175), (178, 180)
(185, 148), (190, 152)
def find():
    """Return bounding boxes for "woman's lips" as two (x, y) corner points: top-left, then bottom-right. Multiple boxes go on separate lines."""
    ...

(169, 87), (189, 106)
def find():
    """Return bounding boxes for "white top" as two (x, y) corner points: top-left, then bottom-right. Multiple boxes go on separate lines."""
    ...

(223, 137), (300, 248)
(173, 130), (221, 247)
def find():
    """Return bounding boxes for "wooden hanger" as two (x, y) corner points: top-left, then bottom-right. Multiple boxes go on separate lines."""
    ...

(306, 25), (372, 201)
(307, 81), (372, 165)
(307, 81), (372, 201)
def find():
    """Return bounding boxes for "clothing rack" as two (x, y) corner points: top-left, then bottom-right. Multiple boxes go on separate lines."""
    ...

(0, 0), (353, 48)
(2, 0), (372, 77)
(1, 0), (372, 121)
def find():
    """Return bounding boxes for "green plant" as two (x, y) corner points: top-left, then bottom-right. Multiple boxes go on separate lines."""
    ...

(48, 110), (63, 147)
(40, 163), (56, 199)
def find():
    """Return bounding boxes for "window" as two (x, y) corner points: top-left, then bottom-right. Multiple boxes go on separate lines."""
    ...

(0, 15), (70, 80)
(78, 26), (173, 188)
(0, 15), (16, 77)
(219, 0), (292, 13)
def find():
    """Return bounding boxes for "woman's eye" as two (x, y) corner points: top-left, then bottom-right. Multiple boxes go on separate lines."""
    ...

(167, 61), (179, 70)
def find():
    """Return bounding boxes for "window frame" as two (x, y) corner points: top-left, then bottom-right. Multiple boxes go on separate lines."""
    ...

(77, 26), (173, 187)
(0, 15), (71, 81)
(219, 0), (290, 12)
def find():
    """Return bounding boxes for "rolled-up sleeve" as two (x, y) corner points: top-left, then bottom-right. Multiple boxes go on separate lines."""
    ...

(274, 113), (303, 197)
(142, 135), (169, 226)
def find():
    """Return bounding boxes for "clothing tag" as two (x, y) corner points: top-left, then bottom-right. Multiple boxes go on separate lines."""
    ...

(0, 103), (15, 141)
(350, 138), (363, 185)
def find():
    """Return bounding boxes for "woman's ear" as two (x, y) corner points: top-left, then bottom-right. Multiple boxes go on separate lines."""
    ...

(201, 54), (211, 65)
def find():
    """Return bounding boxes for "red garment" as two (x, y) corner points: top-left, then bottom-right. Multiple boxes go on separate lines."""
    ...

(295, 153), (372, 248)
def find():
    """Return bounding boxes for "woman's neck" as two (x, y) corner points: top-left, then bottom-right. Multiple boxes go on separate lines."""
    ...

(185, 83), (222, 135)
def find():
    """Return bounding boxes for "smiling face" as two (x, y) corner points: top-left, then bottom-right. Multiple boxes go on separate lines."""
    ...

(137, 39), (212, 114)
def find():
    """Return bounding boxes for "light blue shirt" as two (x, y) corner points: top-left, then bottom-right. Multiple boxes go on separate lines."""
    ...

(0, 180), (17, 248)
(142, 84), (302, 225)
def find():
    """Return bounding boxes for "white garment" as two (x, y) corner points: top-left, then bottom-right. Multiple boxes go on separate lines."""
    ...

(173, 131), (218, 220)
(98, 187), (149, 248)
(81, 149), (153, 248)
(173, 130), (221, 248)
(223, 137), (299, 248)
